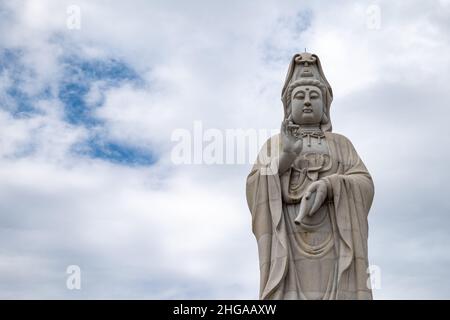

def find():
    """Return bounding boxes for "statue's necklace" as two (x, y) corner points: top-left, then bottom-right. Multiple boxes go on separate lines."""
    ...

(293, 129), (325, 147)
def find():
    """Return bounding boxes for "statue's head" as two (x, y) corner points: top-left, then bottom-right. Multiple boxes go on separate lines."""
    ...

(281, 52), (333, 131)
(287, 79), (328, 126)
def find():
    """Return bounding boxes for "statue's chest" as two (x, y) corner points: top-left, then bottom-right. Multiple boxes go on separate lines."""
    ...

(281, 138), (334, 204)
(300, 137), (329, 154)
(292, 139), (331, 172)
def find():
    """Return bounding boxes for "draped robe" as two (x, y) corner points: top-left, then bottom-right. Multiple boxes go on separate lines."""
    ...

(246, 132), (374, 300)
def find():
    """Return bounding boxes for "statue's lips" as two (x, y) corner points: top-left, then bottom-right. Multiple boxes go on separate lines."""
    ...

(302, 108), (313, 113)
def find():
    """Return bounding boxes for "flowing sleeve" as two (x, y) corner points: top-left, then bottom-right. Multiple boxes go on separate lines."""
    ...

(321, 134), (375, 299)
(322, 135), (374, 223)
(245, 134), (289, 299)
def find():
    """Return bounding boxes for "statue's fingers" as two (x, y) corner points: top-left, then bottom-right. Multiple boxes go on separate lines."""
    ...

(304, 191), (311, 200)
(295, 199), (308, 224)
(309, 190), (326, 216)
(306, 183), (318, 195)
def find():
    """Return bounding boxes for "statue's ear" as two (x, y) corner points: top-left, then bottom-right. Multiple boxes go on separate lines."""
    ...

(321, 112), (329, 124)
(286, 113), (292, 121)
(320, 110), (332, 132)
(284, 104), (291, 120)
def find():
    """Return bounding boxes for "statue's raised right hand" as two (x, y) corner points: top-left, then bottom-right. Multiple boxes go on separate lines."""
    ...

(281, 118), (303, 155)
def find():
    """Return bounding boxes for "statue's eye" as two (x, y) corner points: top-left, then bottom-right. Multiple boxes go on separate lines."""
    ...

(310, 92), (319, 99)
(294, 93), (305, 99)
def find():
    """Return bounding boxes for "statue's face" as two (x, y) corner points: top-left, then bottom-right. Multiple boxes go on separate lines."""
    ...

(291, 85), (324, 125)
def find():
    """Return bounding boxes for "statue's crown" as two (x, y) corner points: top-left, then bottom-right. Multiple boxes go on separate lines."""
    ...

(281, 52), (334, 131)
(294, 52), (319, 78)
(284, 52), (331, 88)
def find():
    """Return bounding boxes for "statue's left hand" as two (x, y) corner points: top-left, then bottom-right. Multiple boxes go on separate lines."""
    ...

(298, 180), (328, 219)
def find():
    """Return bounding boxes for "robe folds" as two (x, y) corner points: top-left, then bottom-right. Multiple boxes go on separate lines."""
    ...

(246, 132), (374, 300)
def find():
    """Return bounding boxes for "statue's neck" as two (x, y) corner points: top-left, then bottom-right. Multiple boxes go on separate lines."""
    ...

(299, 123), (322, 132)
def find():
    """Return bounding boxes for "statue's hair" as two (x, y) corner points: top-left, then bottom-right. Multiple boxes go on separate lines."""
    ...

(286, 79), (327, 103)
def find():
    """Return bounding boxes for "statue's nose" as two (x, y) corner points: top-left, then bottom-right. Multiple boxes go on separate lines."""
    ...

(304, 101), (311, 107)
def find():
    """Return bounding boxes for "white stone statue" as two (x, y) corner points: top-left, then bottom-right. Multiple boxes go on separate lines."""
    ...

(246, 52), (375, 300)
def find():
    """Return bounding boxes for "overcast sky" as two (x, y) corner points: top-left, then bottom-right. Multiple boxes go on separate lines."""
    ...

(0, 0), (449, 299)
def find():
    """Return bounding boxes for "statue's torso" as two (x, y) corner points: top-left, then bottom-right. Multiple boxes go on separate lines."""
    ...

(281, 136), (333, 204)
(280, 136), (339, 299)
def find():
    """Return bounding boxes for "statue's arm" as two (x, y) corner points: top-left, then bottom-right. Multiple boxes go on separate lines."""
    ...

(274, 151), (297, 175)
(276, 119), (303, 175)
(299, 135), (374, 219)
(322, 136), (374, 211)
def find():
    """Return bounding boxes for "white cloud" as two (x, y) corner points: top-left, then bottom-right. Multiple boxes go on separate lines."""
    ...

(0, 0), (449, 299)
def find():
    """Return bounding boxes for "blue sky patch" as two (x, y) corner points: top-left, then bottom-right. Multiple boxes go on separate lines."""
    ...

(58, 55), (141, 126)
(0, 49), (46, 117)
(0, 47), (155, 166)
(74, 137), (156, 166)
(58, 55), (155, 166)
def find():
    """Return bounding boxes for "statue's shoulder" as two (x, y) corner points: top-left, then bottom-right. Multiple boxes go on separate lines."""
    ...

(325, 132), (359, 156)
(258, 134), (281, 156)
(263, 133), (280, 146)
(324, 132), (352, 145)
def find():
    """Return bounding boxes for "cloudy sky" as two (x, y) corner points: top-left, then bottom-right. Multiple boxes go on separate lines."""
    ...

(0, 0), (449, 299)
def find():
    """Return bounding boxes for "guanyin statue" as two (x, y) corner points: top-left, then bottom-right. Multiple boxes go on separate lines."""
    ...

(246, 52), (375, 300)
